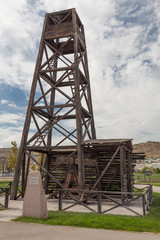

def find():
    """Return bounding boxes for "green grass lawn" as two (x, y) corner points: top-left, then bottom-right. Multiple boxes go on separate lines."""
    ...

(134, 173), (160, 186)
(13, 192), (160, 233)
(134, 173), (160, 178)
(0, 180), (23, 192)
(0, 181), (12, 188)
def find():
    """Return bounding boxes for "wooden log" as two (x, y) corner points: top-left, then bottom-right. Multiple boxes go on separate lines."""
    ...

(92, 146), (120, 190)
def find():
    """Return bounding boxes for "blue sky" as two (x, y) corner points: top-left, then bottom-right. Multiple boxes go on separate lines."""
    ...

(0, 0), (160, 147)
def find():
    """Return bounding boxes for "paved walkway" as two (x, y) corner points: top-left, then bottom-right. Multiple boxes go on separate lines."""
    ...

(152, 186), (160, 193)
(0, 221), (160, 240)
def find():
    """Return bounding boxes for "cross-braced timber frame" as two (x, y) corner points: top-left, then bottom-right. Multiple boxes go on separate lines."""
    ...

(11, 8), (96, 199)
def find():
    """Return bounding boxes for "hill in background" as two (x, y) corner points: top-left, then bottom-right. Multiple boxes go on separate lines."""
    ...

(133, 141), (160, 159)
(0, 148), (10, 158)
(0, 141), (160, 159)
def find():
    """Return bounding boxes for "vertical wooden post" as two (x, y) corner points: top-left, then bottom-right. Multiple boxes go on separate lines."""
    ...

(72, 9), (85, 189)
(142, 194), (146, 215)
(127, 151), (133, 195)
(95, 153), (101, 190)
(40, 153), (44, 174)
(9, 182), (12, 195)
(81, 25), (96, 139)
(120, 145), (127, 202)
(21, 152), (26, 197)
(97, 192), (102, 213)
(24, 153), (31, 193)
(59, 190), (62, 211)
(5, 188), (9, 208)
(44, 154), (50, 193)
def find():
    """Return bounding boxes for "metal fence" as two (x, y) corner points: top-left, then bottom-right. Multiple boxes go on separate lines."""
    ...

(57, 185), (153, 216)
(0, 182), (12, 208)
(0, 181), (153, 215)
(134, 173), (160, 184)
(0, 172), (15, 177)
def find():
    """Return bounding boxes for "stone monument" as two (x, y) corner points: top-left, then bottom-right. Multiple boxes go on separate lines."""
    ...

(23, 170), (48, 218)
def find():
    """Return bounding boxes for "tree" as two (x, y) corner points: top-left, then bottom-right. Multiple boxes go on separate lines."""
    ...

(30, 153), (46, 171)
(155, 168), (160, 174)
(8, 141), (18, 171)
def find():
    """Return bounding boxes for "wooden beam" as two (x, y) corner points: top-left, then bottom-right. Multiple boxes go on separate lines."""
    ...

(92, 146), (120, 190)
(32, 104), (74, 110)
(40, 66), (73, 73)
(52, 150), (77, 171)
(44, 22), (73, 39)
(120, 145), (127, 202)
(44, 37), (73, 64)
(33, 87), (52, 106)
(27, 107), (75, 145)
(38, 77), (49, 113)
(56, 127), (77, 146)
(26, 151), (64, 189)
(53, 125), (77, 145)
(72, 8), (85, 189)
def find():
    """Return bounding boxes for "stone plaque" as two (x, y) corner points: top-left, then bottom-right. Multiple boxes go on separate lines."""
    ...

(29, 177), (39, 185)
(23, 170), (48, 218)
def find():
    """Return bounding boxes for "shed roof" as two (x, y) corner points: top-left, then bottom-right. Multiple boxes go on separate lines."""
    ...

(84, 139), (132, 146)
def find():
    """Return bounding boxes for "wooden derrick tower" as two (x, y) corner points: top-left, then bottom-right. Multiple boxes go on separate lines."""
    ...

(11, 9), (96, 199)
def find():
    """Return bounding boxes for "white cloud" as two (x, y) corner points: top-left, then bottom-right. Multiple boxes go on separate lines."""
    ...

(0, 0), (160, 146)
(0, 0), (42, 91)
(1, 100), (9, 104)
(0, 112), (25, 147)
(0, 113), (24, 125)
(0, 127), (23, 148)
(8, 103), (17, 108)
(0, 100), (17, 108)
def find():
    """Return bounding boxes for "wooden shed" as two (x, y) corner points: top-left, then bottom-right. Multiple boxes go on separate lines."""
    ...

(46, 139), (134, 200)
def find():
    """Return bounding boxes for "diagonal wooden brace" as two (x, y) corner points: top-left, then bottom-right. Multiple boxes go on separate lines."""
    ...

(92, 146), (120, 190)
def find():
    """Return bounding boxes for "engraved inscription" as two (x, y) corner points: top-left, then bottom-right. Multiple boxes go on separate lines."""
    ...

(29, 177), (39, 185)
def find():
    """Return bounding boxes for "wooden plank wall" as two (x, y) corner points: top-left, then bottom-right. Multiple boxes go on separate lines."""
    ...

(47, 142), (140, 194)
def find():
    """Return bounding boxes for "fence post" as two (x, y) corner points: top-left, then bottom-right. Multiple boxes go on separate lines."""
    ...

(97, 192), (101, 213)
(59, 190), (62, 211)
(147, 190), (150, 211)
(5, 188), (9, 208)
(142, 194), (146, 215)
(150, 185), (153, 204)
(9, 182), (12, 195)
